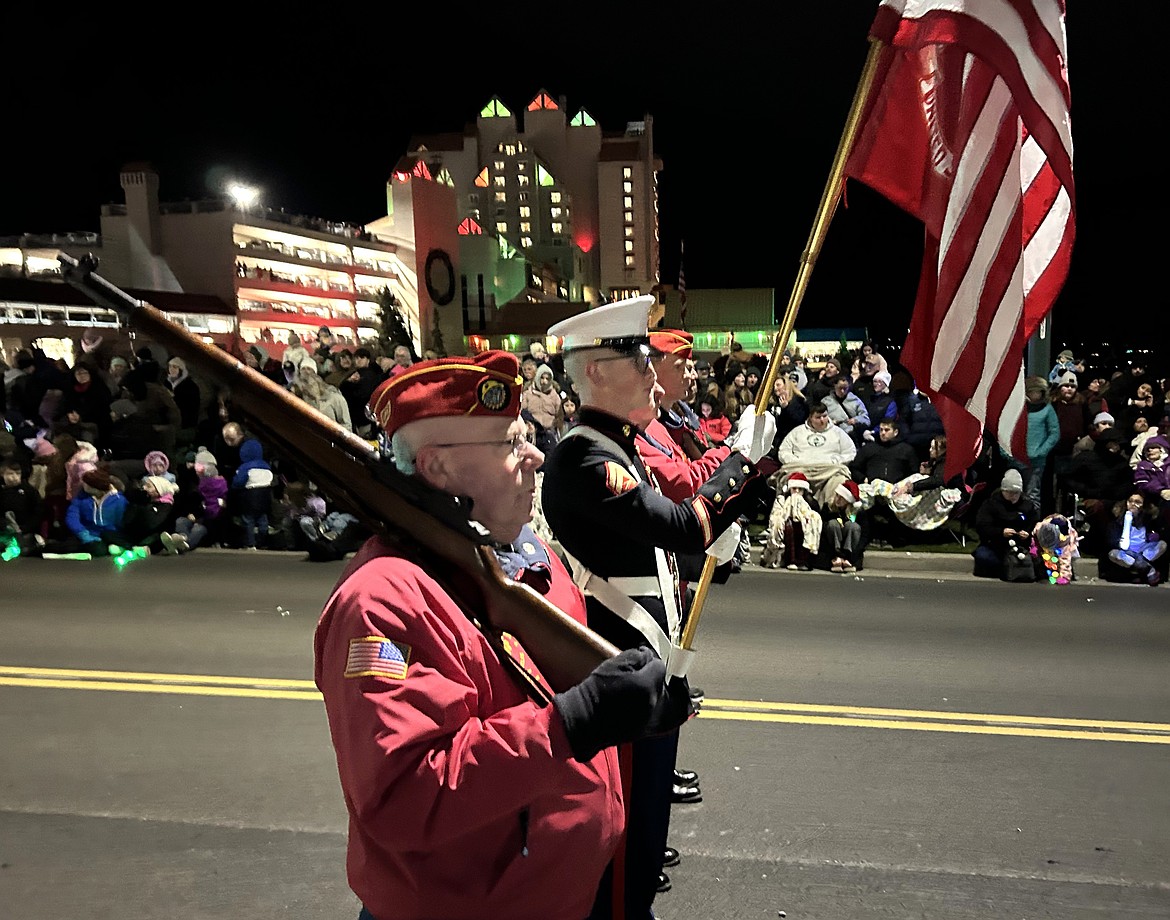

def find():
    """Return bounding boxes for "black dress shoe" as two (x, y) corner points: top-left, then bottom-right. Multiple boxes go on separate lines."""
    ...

(671, 783), (703, 804)
(656, 871), (672, 893)
(663, 846), (681, 868)
(674, 767), (700, 786)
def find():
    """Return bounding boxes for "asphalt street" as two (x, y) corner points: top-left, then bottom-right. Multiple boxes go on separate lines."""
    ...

(1, 548), (1167, 919)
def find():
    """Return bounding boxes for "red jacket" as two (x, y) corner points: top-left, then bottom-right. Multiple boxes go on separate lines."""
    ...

(699, 414), (731, 445)
(637, 416), (732, 503)
(314, 537), (623, 920)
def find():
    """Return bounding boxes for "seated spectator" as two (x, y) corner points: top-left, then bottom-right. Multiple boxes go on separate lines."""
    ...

(723, 367), (754, 424)
(743, 366), (763, 399)
(1, 459), (43, 556)
(776, 401), (857, 507)
(973, 469), (1039, 579)
(823, 376), (870, 446)
(1100, 493), (1166, 586)
(65, 440), (99, 501)
(162, 460), (229, 554)
(1072, 411), (1114, 456)
(851, 418), (919, 487)
(106, 399), (163, 461)
(765, 373), (809, 459)
(1120, 382), (1161, 436)
(1126, 416), (1160, 469)
(900, 388), (947, 461)
(850, 351), (888, 404)
(760, 471), (821, 571)
(805, 357), (844, 405)
(56, 467), (130, 556)
(293, 364), (353, 431)
(144, 450), (176, 485)
(861, 371), (897, 440)
(1060, 427), (1133, 555)
(822, 479), (864, 573)
(1133, 435), (1170, 517)
(122, 476), (180, 553)
(697, 394), (732, 446)
(54, 362), (110, 448)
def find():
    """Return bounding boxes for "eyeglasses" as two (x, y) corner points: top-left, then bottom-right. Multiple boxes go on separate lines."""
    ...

(590, 345), (653, 375)
(431, 434), (532, 458)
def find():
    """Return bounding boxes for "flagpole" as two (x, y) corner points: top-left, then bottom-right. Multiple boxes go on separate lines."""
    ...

(681, 38), (886, 653)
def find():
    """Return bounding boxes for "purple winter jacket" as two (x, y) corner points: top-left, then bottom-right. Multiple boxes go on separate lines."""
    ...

(198, 476), (230, 521)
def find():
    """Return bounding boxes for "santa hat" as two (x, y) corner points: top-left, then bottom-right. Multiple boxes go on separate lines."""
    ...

(835, 480), (861, 505)
(785, 472), (810, 491)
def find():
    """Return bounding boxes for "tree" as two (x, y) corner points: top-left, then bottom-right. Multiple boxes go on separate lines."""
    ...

(375, 287), (417, 360)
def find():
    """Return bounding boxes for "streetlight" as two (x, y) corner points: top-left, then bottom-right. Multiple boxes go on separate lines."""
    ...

(227, 182), (259, 211)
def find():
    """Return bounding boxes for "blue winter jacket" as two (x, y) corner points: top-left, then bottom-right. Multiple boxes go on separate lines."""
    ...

(232, 439), (272, 489)
(64, 490), (129, 543)
(1026, 400), (1060, 461)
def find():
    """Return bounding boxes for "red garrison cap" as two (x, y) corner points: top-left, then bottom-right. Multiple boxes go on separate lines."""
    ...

(649, 328), (694, 360)
(367, 350), (523, 436)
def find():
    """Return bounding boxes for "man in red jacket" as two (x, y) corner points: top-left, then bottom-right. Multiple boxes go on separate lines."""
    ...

(314, 350), (691, 920)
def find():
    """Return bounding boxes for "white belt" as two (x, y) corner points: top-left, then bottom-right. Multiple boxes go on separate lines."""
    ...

(565, 549), (694, 680)
(604, 576), (662, 596)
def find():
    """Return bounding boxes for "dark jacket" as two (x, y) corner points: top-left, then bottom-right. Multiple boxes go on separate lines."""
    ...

(975, 490), (1038, 556)
(1060, 431), (1132, 501)
(851, 434), (919, 485)
(106, 415), (166, 461)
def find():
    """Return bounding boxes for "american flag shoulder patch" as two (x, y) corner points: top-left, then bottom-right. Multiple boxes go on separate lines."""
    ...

(344, 636), (411, 680)
(603, 461), (638, 495)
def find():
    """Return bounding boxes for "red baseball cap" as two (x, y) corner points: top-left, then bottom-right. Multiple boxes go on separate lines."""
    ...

(367, 350), (523, 437)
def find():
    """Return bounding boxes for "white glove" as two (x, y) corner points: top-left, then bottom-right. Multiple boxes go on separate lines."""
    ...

(728, 410), (777, 463)
(705, 522), (742, 565)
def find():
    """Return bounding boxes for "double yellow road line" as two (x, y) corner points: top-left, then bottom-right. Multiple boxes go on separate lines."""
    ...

(3, 666), (1169, 744)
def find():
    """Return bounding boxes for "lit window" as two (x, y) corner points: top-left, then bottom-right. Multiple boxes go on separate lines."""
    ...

(495, 191), (507, 202)
(505, 145), (516, 156)
(625, 255), (635, 267)
(623, 196), (633, 209)
(623, 181), (632, 194)
(519, 206), (531, 218)
(496, 222), (508, 234)
(624, 240), (634, 252)
(517, 161), (527, 172)
(550, 207), (562, 219)
(520, 237), (533, 248)
(518, 175), (530, 187)
(551, 222), (563, 234)
(519, 192), (529, 202)
(624, 211), (633, 223)
(494, 160), (505, 170)
(623, 167), (631, 179)
(550, 191), (562, 204)
(624, 227), (634, 237)
(494, 176), (506, 187)
(520, 222), (531, 233)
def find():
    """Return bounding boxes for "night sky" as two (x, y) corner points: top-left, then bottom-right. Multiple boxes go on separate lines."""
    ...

(4, 5), (1159, 353)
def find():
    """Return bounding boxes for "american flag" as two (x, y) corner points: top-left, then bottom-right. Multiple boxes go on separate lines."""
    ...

(344, 636), (410, 680)
(678, 239), (688, 329)
(845, 0), (1075, 481)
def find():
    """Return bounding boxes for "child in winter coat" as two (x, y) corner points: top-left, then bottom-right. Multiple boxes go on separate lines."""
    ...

(821, 479), (864, 573)
(231, 438), (274, 548)
(162, 461), (229, 554)
(1133, 436), (1170, 511)
(760, 471), (822, 571)
(144, 450), (177, 484)
(64, 441), (99, 501)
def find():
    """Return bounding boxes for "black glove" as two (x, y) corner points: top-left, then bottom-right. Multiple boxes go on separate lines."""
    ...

(643, 675), (696, 738)
(554, 647), (676, 762)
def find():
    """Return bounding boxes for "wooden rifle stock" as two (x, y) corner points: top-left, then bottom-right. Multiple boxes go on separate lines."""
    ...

(58, 252), (618, 699)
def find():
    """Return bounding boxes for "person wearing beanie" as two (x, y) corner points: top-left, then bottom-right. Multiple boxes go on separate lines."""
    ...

(162, 460), (230, 555)
(860, 370), (898, 443)
(821, 479), (863, 573)
(1061, 427), (1134, 556)
(1133, 435), (1170, 509)
(973, 466), (1038, 578)
(1048, 349), (1078, 384)
(59, 465), (130, 554)
(1072, 410), (1115, 457)
(315, 348), (691, 920)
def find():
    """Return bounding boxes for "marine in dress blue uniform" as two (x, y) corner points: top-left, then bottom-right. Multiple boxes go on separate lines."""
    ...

(541, 297), (766, 920)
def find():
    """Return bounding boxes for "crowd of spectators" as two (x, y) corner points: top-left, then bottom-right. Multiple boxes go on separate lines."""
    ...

(3, 328), (1167, 587)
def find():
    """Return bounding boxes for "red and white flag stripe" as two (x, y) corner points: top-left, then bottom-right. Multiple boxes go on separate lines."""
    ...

(846, 0), (1074, 480)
